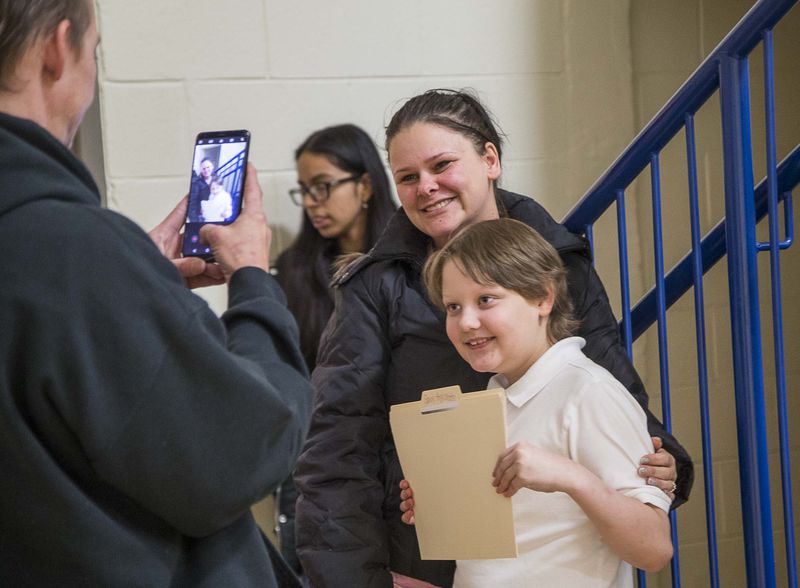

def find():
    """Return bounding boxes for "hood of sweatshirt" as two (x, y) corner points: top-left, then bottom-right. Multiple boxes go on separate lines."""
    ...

(0, 112), (100, 218)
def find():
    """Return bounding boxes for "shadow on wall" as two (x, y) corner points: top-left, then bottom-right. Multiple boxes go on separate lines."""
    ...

(74, 83), (106, 204)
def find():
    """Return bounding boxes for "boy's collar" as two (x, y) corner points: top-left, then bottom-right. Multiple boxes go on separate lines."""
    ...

(492, 337), (586, 408)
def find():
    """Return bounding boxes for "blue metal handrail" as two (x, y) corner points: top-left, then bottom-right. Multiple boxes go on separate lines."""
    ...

(216, 151), (246, 197)
(563, 0), (797, 235)
(628, 145), (798, 340)
(560, 1), (798, 586)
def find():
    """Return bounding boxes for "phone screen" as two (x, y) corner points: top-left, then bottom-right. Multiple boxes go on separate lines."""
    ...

(182, 129), (250, 259)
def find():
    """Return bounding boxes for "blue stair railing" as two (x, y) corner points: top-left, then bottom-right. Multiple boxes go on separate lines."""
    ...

(562, 1), (798, 586)
(628, 145), (797, 341)
(216, 151), (247, 198)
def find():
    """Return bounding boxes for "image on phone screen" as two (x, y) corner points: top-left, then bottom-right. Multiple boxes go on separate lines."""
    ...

(182, 129), (250, 259)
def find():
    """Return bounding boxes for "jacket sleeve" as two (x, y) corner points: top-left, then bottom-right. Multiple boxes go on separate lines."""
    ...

(294, 271), (394, 588)
(53, 215), (313, 537)
(563, 250), (694, 508)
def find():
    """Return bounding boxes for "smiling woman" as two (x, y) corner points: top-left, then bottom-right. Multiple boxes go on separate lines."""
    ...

(389, 122), (500, 249)
(270, 123), (396, 576)
(294, 89), (692, 588)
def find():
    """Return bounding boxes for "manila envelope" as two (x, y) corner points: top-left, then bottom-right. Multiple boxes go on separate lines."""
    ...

(390, 385), (517, 560)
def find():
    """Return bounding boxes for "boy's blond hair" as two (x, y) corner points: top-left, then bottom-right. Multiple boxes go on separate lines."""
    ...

(423, 218), (578, 344)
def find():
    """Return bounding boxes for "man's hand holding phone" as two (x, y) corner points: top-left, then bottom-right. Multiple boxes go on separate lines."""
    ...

(149, 197), (225, 288)
(199, 163), (271, 281)
(150, 164), (270, 287)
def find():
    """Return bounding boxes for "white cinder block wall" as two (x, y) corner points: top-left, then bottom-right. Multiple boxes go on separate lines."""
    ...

(93, 0), (636, 314)
(85, 1), (799, 585)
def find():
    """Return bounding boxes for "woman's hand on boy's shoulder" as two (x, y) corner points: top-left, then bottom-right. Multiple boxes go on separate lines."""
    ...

(399, 479), (415, 525)
(638, 436), (678, 501)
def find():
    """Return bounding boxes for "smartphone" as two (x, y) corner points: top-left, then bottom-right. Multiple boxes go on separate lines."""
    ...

(181, 129), (251, 259)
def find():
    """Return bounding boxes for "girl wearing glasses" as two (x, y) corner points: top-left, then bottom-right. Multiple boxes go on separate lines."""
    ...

(272, 123), (396, 575)
(294, 90), (692, 587)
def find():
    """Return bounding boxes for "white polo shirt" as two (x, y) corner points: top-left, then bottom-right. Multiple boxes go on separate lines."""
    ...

(454, 337), (671, 588)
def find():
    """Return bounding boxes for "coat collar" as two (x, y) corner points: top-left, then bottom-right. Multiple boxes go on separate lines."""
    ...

(335, 188), (589, 285)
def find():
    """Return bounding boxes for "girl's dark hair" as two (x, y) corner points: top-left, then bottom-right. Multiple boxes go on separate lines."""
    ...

(279, 124), (396, 369)
(385, 88), (505, 162)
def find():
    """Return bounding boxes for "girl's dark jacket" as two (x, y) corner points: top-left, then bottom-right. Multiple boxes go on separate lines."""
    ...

(295, 189), (693, 588)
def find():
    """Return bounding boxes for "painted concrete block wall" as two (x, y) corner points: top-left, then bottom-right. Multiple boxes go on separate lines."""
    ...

(91, 0), (641, 552)
(629, 1), (800, 586)
(94, 0), (635, 315)
(88, 1), (800, 583)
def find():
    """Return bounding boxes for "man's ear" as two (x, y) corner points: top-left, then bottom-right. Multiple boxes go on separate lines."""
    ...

(42, 20), (73, 81)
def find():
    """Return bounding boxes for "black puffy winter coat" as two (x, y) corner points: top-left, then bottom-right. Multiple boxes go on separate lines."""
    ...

(295, 189), (693, 588)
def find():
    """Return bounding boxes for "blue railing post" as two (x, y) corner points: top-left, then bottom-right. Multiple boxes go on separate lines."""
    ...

(685, 113), (720, 587)
(616, 190), (633, 357)
(760, 29), (797, 587)
(718, 53), (776, 588)
(560, 3), (799, 585)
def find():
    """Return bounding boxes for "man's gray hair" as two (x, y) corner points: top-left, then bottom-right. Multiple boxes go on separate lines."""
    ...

(0, 0), (91, 90)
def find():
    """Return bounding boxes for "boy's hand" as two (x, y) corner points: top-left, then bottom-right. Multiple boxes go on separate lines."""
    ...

(399, 479), (416, 525)
(391, 571), (440, 587)
(492, 442), (576, 497)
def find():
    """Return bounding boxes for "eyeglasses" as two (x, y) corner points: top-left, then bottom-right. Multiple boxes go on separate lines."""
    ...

(288, 174), (361, 206)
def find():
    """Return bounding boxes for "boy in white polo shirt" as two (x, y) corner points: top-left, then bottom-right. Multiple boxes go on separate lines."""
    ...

(399, 218), (673, 587)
